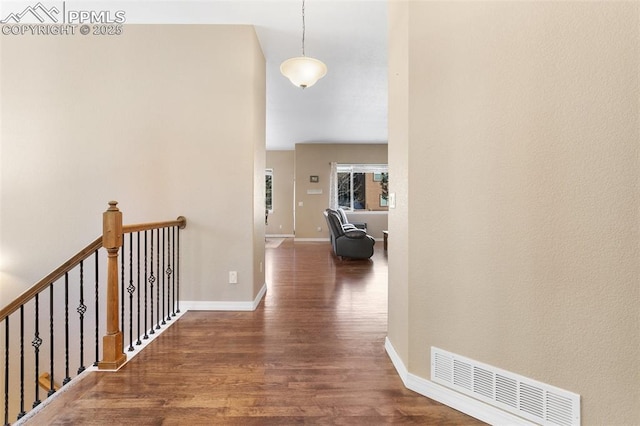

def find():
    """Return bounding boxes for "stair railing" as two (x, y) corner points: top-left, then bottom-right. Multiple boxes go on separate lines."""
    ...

(0, 201), (186, 424)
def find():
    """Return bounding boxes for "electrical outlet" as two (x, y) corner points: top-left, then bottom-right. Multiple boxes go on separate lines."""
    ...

(317, 226), (322, 232)
(229, 271), (237, 284)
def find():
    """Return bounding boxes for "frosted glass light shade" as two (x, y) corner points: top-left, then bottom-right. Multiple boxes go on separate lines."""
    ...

(280, 56), (327, 88)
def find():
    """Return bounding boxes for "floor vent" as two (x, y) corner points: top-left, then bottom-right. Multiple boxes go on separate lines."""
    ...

(431, 347), (580, 426)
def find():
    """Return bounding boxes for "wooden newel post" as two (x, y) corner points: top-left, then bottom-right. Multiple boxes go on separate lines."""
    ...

(98, 201), (127, 370)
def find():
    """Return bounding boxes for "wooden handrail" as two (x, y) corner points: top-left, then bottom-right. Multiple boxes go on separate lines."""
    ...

(0, 236), (103, 323)
(123, 216), (186, 234)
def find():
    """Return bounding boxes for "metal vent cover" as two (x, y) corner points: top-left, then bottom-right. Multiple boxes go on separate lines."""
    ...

(431, 347), (580, 426)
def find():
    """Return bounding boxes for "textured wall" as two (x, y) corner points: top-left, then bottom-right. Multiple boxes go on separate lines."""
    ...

(249, 31), (267, 298)
(387, 0), (410, 363)
(1, 25), (266, 305)
(388, 1), (639, 424)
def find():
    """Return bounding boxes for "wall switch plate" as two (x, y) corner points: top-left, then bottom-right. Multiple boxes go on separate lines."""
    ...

(389, 193), (396, 209)
(229, 271), (238, 284)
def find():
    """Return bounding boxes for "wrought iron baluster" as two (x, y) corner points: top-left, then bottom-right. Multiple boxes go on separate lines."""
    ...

(172, 226), (176, 317)
(127, 235), (133, 350)
(78, 259), (87, 374)
(166, 227), (172, 322)
(136, 232), (142, 345)
(161, 227), (166, 326)
(121, 236), (125, 349)
(48, 283), (55, 397)
(155, 228), (160, 330)
(143, 230), (149, 340)
(63, 272), (71, 385)
(4, 318), (9, 426)
(93, 249), (99, 367)
(177, 226), (181, 314)
(149, 230), (156, 335)
(18, 306), (25, 420)
(127, 233), (135, 352)
(32, 294), (42, 408)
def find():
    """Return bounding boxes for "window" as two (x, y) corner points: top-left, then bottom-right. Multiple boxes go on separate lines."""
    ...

(335, 164), (388, 211)
(265, 168), (273, 212)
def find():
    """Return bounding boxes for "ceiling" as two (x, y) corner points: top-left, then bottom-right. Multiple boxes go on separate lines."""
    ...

(121, 0), (389, 150)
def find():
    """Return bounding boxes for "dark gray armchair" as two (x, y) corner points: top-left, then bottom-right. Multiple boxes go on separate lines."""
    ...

(323, 209), (375, 259)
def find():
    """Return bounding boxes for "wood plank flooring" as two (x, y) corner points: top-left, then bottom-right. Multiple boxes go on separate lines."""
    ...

(26, 240), (485, 425)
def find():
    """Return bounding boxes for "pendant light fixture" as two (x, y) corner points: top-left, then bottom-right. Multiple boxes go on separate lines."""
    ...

(280, 0), (327, 89)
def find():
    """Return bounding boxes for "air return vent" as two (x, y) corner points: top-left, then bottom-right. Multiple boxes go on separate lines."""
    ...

(431, 347), (580, 426)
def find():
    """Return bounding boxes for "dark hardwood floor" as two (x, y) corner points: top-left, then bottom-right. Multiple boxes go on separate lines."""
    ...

(26, 239), (484, 425)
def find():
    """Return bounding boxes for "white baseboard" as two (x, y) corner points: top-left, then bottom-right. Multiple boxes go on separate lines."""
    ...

(182, 283), (267, 312)
(266, 234), (294, 238)
(384, 337), (534, 426)
(252, 283), (267, 310)
(384, 337), (409, 383)
(294, 237), (330, 242)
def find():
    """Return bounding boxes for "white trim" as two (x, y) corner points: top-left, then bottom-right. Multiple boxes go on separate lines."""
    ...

(384, 337), (409, 384)
(252, 283), (268, 310)
(294, 238), (330, 242)
(384, 337), (535, 426)
(405, 373), (535, 426)
(182, 283), (267, 312)
(266, 234), (295, 238)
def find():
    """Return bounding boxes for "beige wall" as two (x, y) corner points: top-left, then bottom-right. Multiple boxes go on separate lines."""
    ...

(266, 150), (295, 236)
(388, 2), (639, 424)
(294, 143), (388, 239)
(1, 24), (266, 306)
(387, 0), (410, 364)
(250, 33), (267, 298)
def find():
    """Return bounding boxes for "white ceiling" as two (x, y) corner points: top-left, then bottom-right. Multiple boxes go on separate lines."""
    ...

(112, 0), (389, 150)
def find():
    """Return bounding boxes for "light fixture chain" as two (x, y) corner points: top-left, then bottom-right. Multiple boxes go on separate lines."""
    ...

(301, 0), (306, 57)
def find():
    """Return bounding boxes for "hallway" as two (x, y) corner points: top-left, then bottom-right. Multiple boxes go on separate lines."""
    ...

(26, 240), (483, 425)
